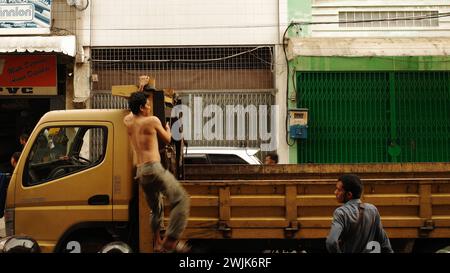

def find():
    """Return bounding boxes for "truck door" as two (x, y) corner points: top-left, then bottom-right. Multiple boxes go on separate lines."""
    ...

(14, 122), (113, 252)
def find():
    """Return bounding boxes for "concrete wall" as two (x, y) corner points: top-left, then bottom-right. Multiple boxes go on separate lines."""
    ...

(89, 0), (280, 46)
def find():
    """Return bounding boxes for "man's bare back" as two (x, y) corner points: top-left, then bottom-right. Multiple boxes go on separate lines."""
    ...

(123, 98), (171, 165)
(125, 92), (190, 253)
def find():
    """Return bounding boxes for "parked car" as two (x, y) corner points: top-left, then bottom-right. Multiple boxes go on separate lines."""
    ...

(183, 147), (262, 165)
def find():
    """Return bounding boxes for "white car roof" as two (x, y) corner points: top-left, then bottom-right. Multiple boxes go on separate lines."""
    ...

(184, 146), (260, 156)
(184, 146), (262, 164)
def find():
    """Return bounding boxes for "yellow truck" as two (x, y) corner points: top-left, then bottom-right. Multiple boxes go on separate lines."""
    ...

(4, 99), (450, 253)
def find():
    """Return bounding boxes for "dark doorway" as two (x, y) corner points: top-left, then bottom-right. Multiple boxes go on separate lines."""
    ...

(0, 98), (50, 173)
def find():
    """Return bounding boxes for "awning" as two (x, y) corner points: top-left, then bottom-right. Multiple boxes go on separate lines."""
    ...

(0, 35), (76, 57)
(287, 37), (450, 59)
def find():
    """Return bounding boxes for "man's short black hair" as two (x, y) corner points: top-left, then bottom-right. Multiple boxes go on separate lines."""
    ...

(128, 92), (149, 115)
(266, 152), (279, 163)
(12, 152), (21, 162)
(19, 133), (29, 142)
(338, 174), (363, 199)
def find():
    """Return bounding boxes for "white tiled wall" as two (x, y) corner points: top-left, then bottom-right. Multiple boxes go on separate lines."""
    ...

(90, 0), (279, 46)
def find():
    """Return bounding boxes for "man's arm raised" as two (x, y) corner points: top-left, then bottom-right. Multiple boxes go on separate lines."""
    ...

(152, 116), (171, 144)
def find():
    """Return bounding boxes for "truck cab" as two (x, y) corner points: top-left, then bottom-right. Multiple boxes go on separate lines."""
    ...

(5, 110), (136, 253)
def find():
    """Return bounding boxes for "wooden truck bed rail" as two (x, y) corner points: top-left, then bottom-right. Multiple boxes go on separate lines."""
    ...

(176, 163), (450, 242)
(134, 163), (450, 252)
(177, 178), (450, 241)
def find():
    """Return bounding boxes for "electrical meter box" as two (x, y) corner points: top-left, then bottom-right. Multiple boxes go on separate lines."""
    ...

(288, 108), (308, 139)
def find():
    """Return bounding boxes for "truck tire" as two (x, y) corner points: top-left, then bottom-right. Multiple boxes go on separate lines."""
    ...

(62, 229), (114, 253)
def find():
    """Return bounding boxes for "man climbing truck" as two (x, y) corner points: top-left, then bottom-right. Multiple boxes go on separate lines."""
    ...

(4, 76), (186, 253)
(124, 91), (190, 253)
(4, 77), (450, 253)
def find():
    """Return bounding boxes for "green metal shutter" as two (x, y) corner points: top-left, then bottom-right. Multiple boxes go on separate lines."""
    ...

(296, 71), (450, 163)
(395, 72), (450, 162)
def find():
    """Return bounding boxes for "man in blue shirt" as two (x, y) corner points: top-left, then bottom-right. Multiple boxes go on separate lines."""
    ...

(326, 174), (393, 253)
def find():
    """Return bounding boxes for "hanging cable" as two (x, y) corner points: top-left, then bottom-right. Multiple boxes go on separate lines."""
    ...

(283, 22), (301, 147)
(73, 12), (450, 31)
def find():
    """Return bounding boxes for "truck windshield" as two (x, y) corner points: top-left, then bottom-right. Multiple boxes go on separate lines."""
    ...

(23, 126), (107, 186)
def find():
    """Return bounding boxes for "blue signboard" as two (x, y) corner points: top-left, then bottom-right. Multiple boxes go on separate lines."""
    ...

(0, 0), (52, 34)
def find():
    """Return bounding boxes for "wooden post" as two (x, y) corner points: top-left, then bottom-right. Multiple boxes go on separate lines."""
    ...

(219, 187), (231, 221)
(219, 187), (231, 237)
(285, 185), (299, 238)
(419, 183), (434, 237)
(286, 185), (298, 222)
(419, 184), (432, 219)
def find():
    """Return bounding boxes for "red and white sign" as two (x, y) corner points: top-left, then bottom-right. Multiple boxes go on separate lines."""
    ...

(0, 55), (57, 96)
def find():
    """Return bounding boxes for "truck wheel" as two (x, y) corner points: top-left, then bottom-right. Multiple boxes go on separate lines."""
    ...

(63, 229), (114, 253)
(99, 241), (133, 253)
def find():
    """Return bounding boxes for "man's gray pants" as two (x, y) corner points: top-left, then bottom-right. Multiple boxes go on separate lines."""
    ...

(136, 162), (190, 240)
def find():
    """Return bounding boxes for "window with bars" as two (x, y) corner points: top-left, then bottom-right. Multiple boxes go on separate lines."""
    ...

(91, 46), (274, 91)
(339, 11), (439, 28)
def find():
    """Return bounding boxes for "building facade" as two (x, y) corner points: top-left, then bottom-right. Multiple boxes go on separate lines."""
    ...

(76, 0), (290, 161)
(0, 0), (78, 172)
(286, 0), (450, 164)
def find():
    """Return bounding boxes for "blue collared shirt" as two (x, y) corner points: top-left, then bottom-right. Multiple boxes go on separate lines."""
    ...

(326, 199), (393, 253)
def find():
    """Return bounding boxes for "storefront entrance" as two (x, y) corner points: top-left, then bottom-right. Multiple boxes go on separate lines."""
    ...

(0, 98), (51, 172)
(0, 53), (69, 173)
(296, 71), (450, 163)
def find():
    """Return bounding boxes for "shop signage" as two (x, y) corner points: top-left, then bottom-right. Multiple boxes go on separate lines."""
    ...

(0, 0), (52, 35)
(0, 54), (57, 95)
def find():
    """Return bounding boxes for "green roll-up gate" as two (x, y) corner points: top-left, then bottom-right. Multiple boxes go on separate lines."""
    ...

(296, 71), (450, 163)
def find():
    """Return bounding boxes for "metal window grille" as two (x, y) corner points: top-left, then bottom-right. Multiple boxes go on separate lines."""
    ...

(178, 90), (275, 151)
(91, 93), (128, 109)
(91, 90), (275, 160)
(90, 127), (106, 164)
(297, 71), (450, 163)
(90, 46), (276, 159)
(91, 46), (274, 91)
(339, 11), (439, 28)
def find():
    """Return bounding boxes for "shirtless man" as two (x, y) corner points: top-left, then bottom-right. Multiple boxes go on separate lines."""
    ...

(123, 91), (190, 253)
